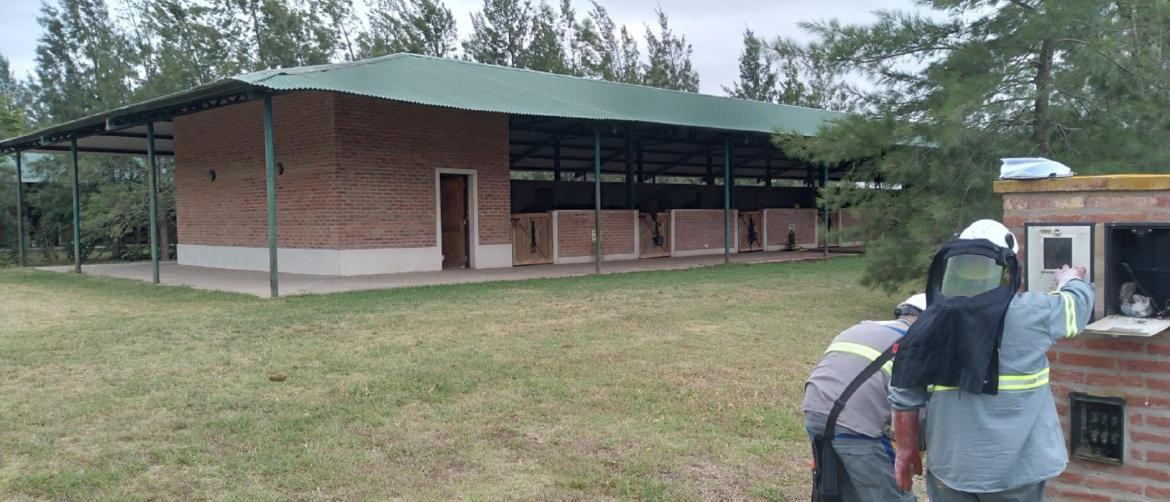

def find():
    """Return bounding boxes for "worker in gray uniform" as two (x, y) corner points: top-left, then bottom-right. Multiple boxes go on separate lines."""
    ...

(890, 219), (1093, 501)
(803, 293), (926, 502)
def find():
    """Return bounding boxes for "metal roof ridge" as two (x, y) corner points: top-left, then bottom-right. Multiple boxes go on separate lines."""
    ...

(233, 53), (412, 83)
(403, 53), (846, 116)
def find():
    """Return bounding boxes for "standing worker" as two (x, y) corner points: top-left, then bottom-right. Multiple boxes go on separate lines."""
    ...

(803, 294), (927, 502)
(890, 219), (1093, 501)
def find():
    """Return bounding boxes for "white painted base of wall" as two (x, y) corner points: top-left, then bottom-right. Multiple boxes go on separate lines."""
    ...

(476, 244), (514, 269)
(179, 243), (512, 276)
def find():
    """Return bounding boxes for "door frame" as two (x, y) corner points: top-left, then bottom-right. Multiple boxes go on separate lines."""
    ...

(435, 168), (479, 268)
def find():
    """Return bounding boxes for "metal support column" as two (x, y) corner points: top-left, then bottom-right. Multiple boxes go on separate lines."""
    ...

(593, 127), (602, 274)
(705, 150), (714, 186)
(146, 123), (161, 284)
(636, 144), (644, 183)
(822, 164), (829, 258)
(764, 149), (772, 188)
(553, 137), (561, 182)
(263, 96), (279, 298)
(70, 138), (81, 273)
(723, 138), (731, 265)
(625, 126), (635, 209)
(14, 151), (26, 267)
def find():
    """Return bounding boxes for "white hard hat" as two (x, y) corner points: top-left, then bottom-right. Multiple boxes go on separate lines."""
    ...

(958, 219), (1019, 254)
(900, 293), (927, 312)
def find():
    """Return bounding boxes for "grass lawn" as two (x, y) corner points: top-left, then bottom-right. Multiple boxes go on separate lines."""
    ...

(0, 257), (902, 500)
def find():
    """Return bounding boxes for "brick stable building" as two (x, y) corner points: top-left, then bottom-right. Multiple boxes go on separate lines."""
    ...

(2, 54), (858, 296)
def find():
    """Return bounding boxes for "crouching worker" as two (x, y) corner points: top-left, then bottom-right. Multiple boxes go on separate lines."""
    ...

(803, 294), (926, 502)
(890, 219), (1093, 501)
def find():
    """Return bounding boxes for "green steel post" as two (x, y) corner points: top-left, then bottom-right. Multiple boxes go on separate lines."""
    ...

(822, 164), (829, 258)
(593, 127), (602, 274)
(70, 138), (81, 273)
(625, 126), (635, 209)
(264, 95), (279, 298)
(14, 151), (26, 267)
(147, 122), (160, 284)
(723, 138), (730, 265)
(764, 149), (772, 188)
(553, 137), (561, 182)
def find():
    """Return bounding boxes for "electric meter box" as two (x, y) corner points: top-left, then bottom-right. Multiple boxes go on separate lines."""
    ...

(1025, 224), (1094, 293)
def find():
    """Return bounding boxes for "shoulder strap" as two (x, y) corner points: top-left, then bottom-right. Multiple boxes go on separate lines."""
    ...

(823, 344), (896, 439)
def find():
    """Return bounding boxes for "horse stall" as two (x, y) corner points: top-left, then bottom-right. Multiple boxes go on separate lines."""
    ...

(511, 212), (553, 265)
(737, 210), (764, 252)
(764, 208), (818, 251)
(638, 211), (671, 258)
(671, 209), (737, 256)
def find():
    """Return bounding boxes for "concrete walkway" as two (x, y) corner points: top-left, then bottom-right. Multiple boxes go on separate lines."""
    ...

(38, 250), (852, 297)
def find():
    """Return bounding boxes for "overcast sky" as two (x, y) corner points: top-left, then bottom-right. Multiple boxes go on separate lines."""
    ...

(0, 0), (925, 95)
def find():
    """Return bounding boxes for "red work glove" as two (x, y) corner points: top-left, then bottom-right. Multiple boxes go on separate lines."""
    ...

(893, 409), (922, 492)
(1055, 265), (1087, 290)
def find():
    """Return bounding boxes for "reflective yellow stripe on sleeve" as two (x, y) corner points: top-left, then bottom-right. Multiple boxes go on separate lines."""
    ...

(1062, 291), (1077, 338)
(825, 342), (893, 376)
(927, 367), (1051, 393)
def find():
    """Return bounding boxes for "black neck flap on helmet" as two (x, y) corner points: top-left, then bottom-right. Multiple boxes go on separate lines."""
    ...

(891, 236), (1021, 395)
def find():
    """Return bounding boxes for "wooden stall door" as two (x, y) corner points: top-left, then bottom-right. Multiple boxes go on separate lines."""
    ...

(440, 174), (469, 268)
(639, 212), (671, 258)
(738, 211), (763, 252)
(511, 213), (553, 265)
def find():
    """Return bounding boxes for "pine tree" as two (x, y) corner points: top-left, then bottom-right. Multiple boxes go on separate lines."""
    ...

(724, 29), (778, 102)
(463, 0), (532, 67)
(777, 0), (1170, 291)
(640, 8), (698, 92)
(210, 0), (338, 71)
(364, 0), (458, 58)
(573, 2), (640, 83)
(319, 0), (362, 61)
(30, 0), (137, 123)
(522, 2), (569, 73)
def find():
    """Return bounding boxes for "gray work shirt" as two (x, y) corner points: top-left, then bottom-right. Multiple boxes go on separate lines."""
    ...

(889, 278), (1093, 493)
(802, 319), (909, 438)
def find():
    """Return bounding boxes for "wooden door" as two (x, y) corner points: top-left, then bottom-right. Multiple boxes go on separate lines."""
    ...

(440, 174), (469, 268)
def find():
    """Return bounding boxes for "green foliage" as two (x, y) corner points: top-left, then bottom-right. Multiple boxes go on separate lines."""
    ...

(364, 0), (458, 58)
(463, 0), (533, 67)
(777, 0), (1170, 291)
(724, 29), (778, 103)
(640, 8), (699, 92)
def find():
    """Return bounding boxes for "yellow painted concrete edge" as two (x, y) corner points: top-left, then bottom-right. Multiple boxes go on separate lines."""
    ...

(994, 174), (1170, 193)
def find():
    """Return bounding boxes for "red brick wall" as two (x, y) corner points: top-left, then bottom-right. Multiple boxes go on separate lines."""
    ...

(1048, 335), (1170, 501)
(175, 92), (509, 251)
(333, 94), (509, 249)
(673, 209), (735, 253)
(556, 210), (635, 259)
(175, 92), (341, 248)
(764, 208), (817, 247)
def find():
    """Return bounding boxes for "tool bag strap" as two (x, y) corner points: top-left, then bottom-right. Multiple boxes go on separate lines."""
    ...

(823, 344), (896, 443)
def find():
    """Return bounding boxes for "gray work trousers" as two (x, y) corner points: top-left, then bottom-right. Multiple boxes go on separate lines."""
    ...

(805, 413), (916, 502)
(926, 470), (1046, 502)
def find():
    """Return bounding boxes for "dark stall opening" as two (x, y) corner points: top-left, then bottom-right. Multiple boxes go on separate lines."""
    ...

(509, 180), (816, 213)
(1104, 223), (1170, 318)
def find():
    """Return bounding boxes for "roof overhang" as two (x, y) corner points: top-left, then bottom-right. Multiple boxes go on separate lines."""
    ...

(0, 80), (256, 156)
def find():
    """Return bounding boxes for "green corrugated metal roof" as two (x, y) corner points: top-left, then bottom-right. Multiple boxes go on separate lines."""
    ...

(1, 53), (845, 154)
(237, 53), (843, 135)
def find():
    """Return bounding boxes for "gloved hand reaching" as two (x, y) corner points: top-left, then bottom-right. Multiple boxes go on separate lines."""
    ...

(893, 409), (923, 492)
(1055, 265), (1087, 290)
